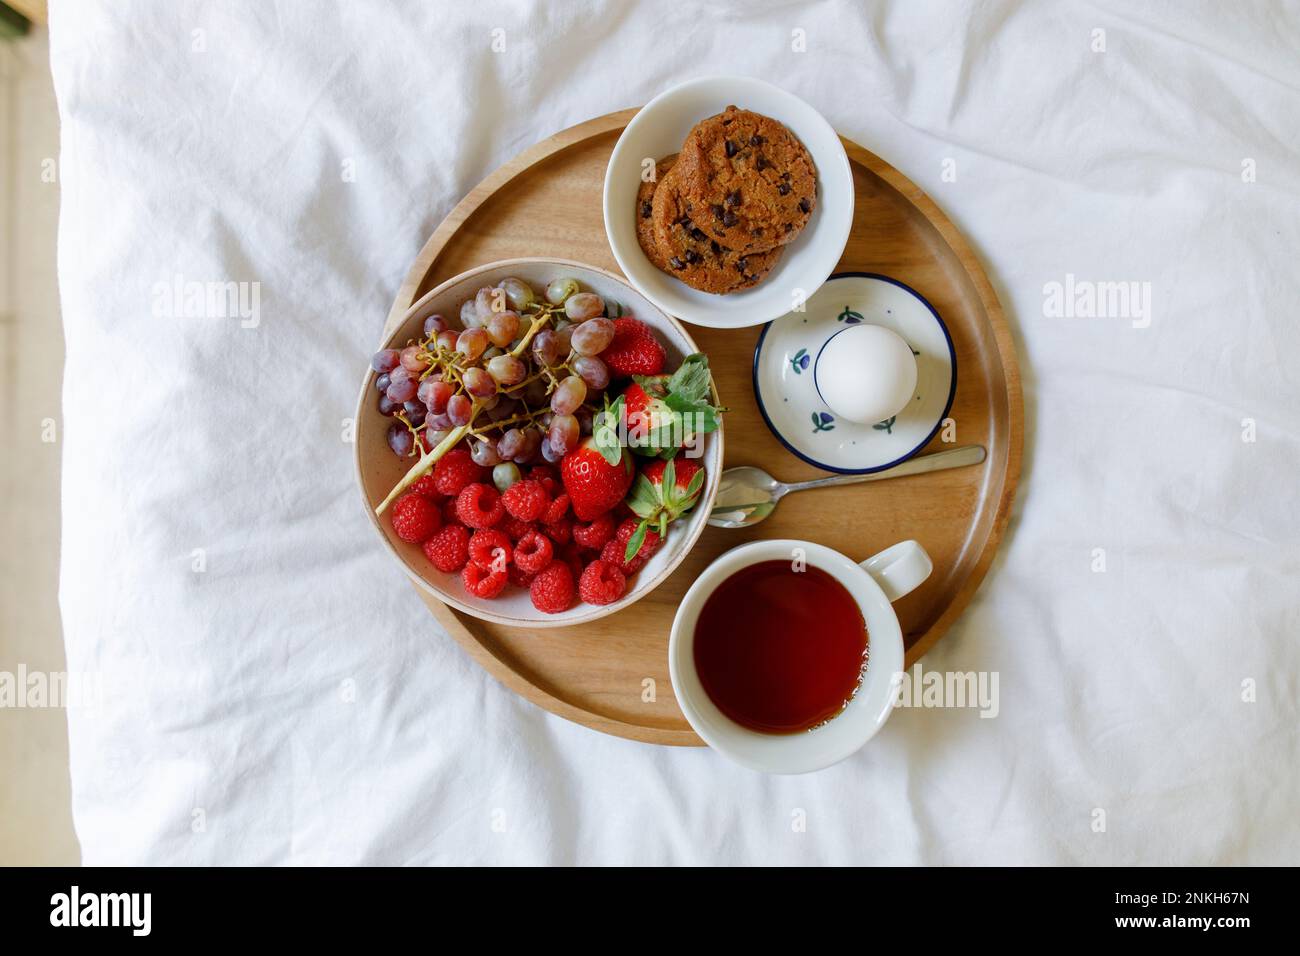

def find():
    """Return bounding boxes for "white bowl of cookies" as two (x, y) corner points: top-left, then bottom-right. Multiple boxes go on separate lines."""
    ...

(604, 75), (854, 329)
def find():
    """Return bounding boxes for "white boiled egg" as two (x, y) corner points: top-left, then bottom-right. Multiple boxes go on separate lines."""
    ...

(814, 324), (918, 425)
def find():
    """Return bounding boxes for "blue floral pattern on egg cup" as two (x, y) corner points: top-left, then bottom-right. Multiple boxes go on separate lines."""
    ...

(811, 411), (835, 433)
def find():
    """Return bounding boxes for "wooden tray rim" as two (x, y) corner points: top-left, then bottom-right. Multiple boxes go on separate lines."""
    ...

(382, 108), (1024, 747)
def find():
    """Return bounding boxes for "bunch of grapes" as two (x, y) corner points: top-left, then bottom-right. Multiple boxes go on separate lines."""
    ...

(370, 275), (617, 505)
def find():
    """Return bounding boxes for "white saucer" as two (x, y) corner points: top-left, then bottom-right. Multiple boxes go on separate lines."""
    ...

(752, 273), (956, 474)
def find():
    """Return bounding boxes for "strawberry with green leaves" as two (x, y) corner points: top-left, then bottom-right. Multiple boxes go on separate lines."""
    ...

(560, 431), (634, 521)
(618, 353), (723, 457)
(622, 456), (706, 562)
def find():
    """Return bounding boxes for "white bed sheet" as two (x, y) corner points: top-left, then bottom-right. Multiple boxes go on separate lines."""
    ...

(52, 0), (1300, 865)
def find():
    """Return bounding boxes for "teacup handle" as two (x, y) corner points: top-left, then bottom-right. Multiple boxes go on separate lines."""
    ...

(860, 540), (932, 603)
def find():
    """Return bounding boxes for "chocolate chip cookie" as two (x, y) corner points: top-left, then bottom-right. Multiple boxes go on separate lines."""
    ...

(635, 157), (678, 273)
(673, 105), (817, 254)
(649, 158), (783, 294)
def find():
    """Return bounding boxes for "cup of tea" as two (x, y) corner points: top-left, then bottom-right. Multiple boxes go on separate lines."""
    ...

(668, 538), (932, 773)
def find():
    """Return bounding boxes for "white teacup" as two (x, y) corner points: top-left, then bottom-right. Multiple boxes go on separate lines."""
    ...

(669, 539), (932, 774)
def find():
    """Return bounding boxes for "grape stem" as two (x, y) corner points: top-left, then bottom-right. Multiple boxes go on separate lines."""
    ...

(510, 313), (551, 358)
(374, 422), (469, 515)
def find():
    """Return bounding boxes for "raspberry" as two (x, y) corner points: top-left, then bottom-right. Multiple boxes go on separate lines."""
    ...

(422, 524), (469, 572)
(558, 544), (586, 583)
(468, 528), (512, 571)
(616, 518), (662, 560)
(529, 465), (559, 496)
(456, 483), (505, 529)
(542, 516), (572, 546)
(529, 561), (575, 614)
(579, 560), (626, 605)
(507, 563), (537, 588)
(409, 473), (441, 499)
(514, 530), (554, 574)
(543, 493), (571, 524)
(434, 448), (487, 497)
(499, 515), (535, 542)
(391, 493), (441, 544)
(441, 497), (460, 525)
(462, 561), (507, 599)
(502, 479), (549, 522)
(601, 538), (647, 577)
(573, 513), (615, 550)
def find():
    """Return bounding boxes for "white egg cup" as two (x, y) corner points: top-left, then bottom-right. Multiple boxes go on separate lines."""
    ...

(752, 273), (957, 474)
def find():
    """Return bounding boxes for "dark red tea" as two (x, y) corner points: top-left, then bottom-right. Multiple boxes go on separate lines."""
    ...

(693, 560), (868, 734)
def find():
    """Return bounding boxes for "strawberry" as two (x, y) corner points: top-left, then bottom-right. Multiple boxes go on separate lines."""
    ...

(603, 317), (666, 377)
(624, 457), (704, 562)
(560, 435), (633, 521)
(391, 493), (441, 544)
(617, 353), (722, 456)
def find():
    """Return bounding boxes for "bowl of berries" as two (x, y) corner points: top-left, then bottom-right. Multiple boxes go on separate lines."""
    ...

(355, 259), (725, 626)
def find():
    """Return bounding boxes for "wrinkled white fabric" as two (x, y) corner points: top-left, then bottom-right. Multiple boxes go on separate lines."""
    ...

(52, 0), (1299, 865)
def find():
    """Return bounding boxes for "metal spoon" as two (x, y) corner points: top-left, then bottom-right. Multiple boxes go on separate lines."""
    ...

(708, 445), (987, 529)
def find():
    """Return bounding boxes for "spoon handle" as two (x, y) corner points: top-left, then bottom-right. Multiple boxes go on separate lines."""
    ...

(781, 445), (987, 495)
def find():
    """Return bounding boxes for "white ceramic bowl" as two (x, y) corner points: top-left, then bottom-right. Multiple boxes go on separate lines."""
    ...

(669, 539), (932, 774)
(355, 258), (724, 628)
(604, 75), (854, 329)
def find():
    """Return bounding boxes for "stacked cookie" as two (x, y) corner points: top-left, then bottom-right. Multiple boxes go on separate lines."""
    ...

(635, 106), (818, 295)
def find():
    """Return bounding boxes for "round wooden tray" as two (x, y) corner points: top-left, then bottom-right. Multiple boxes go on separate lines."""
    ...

(381, 109), (1023, 746)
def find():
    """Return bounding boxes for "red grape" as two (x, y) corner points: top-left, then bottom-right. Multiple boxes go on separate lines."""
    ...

(462, 366), (497, 398)
(387, 423), (414, 457)
(456, 328), (489, 361)
(447, 393), (473, 426)
(371, 349), (400, 373)
(499, 277), (535, 311)
(400, 345), (429, 373)
(548, 413), (579, 455)
(546, 277), (578, 305)
(471, 439), (502, 466)
(485, 310), (520, 347)
(487, 354), (526, 386)
(531, 329), (562, 366)
(573, 355), (609, 389)
(564, 292), (604, 321)
(570, 317), (614, 356)
(550, 375), (586, 415)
